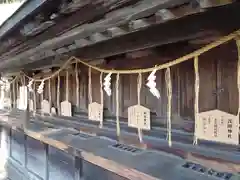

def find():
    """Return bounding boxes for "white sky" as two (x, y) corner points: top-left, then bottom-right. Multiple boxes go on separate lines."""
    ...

(0, 2), (25, 26)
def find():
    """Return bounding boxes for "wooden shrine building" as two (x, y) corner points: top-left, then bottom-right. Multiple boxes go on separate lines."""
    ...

(0, 0), (239, 180)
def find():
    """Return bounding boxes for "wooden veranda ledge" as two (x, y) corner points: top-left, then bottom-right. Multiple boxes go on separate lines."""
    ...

(0, 111), (165, 180)
(0, 110), (240, 180)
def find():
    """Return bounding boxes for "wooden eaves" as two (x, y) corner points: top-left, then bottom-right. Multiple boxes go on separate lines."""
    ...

(0, 0), (239, 73)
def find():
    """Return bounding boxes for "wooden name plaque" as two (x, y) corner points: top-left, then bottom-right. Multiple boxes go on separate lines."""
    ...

(128, 105), (151, 130)
(41, 100), (50, 114)
(29, 99), (34, 112)
(88, 102), (103, 122)
(18, 86), (28, 110)
(196, 110), (239, 145)
(60, 101), (72, 117)
(3, 98), (11, 109)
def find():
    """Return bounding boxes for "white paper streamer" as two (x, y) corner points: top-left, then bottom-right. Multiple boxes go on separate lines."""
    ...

(146, 69), (160, 98)
(27, 79), (34, 92)
(103, 73), (112, 96)
(37, 80), (45, 94)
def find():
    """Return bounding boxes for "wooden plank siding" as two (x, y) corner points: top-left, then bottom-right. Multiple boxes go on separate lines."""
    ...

(39, 41), (238, 132)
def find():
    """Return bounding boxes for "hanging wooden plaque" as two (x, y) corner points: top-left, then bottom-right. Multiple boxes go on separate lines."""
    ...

(29, 99), (34, 112)
(196, 109), (239, 145)
(128, 105), (151, 130)
(18, 86), (28, 110)
(88, 102), (103, 122)
(3, 98), (11, 109)
(41, 100), (50, 114)
(51, 107), (56, 115)
(17, 99), (20, 109)
(60, 101), (72, 117)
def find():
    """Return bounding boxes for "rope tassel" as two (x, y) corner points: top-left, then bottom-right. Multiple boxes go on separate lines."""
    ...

(75, 62), (80, 108)
(235, 37), (240, 118)
(57, 75), (60, 115)
(88, 67), (92, 104)
(33, 82), (37, 116)
(116, 73), (120, 137)
(66, 69), (69, 102)
(137, 73), (143, 142)
(49, 79), (52, 114)
(100, 72), (104, 128)
(193, 56), (200, 145)
(13, 80), (16, 108)
(165, 68), (172, 147)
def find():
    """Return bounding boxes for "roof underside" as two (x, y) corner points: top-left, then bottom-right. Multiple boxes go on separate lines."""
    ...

(0, 0), (239, 73)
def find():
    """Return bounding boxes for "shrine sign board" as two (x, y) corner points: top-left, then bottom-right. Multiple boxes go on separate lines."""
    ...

(128, 105), (151, 130)
(51, 107), (56, 115)
(41, 100), (50, 114)
(88, 102), (103, 122)
(60, 101), (72, 117)
(196, 110), (239, 145)
(29, 100), (34, 112)
(18, 86), (28, 110)
(3, 98), (11, 109)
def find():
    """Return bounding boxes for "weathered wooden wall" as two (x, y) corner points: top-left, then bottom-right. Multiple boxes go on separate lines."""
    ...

(37, 41), (238, 130)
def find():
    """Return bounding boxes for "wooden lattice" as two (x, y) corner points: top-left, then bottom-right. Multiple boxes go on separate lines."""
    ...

(41, 100), (50, 114)
(196, 109), (239, 145)
(128, 105), (151, 130)
(60, 101), (72, 117)
(88, 102), (103, 122)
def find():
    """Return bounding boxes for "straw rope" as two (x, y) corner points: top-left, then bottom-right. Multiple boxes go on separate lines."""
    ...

(137, 73), (142, 105)
(16, 79), (19, 102)
(33, 82), (37, 116)
(75, 62), (80, 108)
(3, 29), (240, 146)
(235, 37), (240, 127)
(116, 73), (120, 137)
(48, 79), (52, 114)
(41, 90), (44, 116)
(100, 72), (104, 128)
(13, 80), (16, 108)
(165, 67), (172, 147)
(193, 56), (200, 145)
(137, 73), (143, 142)
(88, 67), (92, 104)
(22, 75), (27, 111)
(57, 74), (60, 115)
(66, 69), (69, 102)
(9, 84), (12, 110)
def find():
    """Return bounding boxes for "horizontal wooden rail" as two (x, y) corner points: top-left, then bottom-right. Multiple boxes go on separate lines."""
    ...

(0, 114), (159, 180)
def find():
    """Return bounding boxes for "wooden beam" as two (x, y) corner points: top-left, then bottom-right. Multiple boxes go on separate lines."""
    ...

(155, 9), (175, 21)
(130, 19), (151, 30)
(90, 33), (108, 43)
(0, 0), (193, 69)
(107, 27), (127, 37)
(72, 4), (240, 59)
(198, 0), (234, 8)
(0, 0), (140, 59)
(1, 2), (240, 71)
